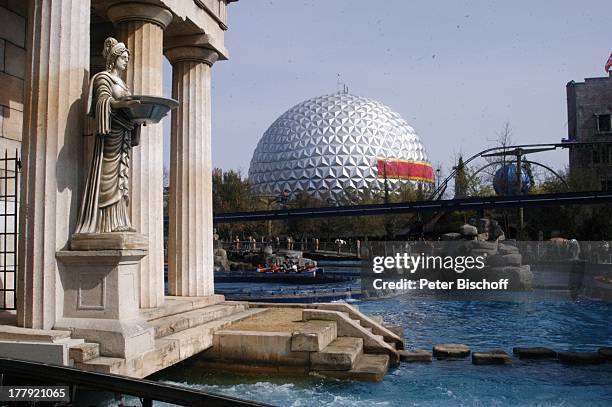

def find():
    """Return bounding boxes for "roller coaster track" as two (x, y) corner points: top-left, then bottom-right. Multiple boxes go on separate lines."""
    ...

(213, 190), (612, 223)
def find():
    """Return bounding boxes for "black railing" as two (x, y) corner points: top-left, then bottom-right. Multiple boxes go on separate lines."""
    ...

(0, 357), (274, 407)
(0, 150), (19, 310)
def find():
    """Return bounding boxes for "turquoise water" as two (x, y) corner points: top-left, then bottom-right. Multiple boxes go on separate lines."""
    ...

(152, 293), (612, 406)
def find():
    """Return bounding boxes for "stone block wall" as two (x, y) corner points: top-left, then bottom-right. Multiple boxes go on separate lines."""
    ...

(0, 0), (26, 155)
(566, 74), (612, 189)
(0, 0), (25, 309)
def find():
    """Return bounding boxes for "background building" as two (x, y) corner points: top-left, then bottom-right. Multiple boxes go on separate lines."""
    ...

(248, 92), (434, 200)
(566, 72), (612, 190)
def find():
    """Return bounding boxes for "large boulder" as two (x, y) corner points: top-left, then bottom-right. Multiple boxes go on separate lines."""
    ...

(477, 218), (491, 234)
(487, 265), (533, 290)
(466, 240), (498, 251)
(213, 248), (229, 272)
(460, 224), (478, 238)
(498, 244), (520, 255)
(441, 232), (462, 241)
(487, 253), (522, 267)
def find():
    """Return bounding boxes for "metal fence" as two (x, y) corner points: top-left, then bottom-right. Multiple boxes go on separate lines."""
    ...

(0, 150), (19, 310)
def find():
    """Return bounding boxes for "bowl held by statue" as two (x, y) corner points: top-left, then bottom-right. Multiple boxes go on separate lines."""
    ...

(118, 95), (179, 125)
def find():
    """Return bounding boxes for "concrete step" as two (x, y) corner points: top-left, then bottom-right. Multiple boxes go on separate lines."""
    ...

(317, 354), (389, 382)
(69, 342), (100, 363)
(363, 326), (373, 333)
(76, 308), (267, 377)
(149, 303), (248, 338)
(303, 309), (399, 367)
(141, 295), (226, 321)
(350, 319), (361, 326)
(157, 308), (265, 359)
(311, 337), (363, 371)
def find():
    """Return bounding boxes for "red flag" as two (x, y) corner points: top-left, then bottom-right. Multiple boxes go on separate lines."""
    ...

(606, 53), (612, 73)
(377, 158), (434, 183)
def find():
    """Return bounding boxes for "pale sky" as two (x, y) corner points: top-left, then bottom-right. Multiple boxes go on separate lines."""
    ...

(163, 0), (611, 180)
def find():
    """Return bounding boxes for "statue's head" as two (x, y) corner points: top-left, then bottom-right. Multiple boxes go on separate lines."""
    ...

(103, 37), (130, 72)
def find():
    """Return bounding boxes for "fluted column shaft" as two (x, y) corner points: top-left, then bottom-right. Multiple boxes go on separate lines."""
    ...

(108, 3), (172, 308)
(18, 0), (90, 328)
(166, 47), (218, 296)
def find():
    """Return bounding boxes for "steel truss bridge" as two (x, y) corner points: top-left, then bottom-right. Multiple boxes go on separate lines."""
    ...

(213, 190), (612, 224)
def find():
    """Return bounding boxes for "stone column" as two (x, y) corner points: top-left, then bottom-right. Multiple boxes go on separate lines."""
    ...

(165, 46), (218, 296)
(106, 3), (173, 308)
(17, 0), (90, 329)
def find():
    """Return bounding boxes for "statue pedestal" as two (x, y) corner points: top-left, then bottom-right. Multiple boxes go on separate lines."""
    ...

(70, 232), (148, 251)
(55, 250), (154, 359)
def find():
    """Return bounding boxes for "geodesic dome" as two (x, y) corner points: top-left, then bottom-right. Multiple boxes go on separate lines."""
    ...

(248, 92), (434, 199)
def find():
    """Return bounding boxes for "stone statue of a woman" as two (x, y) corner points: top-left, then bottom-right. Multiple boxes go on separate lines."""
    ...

(75, 37), (141, 235)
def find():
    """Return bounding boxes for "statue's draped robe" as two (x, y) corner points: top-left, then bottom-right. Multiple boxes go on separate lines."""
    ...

(76, 72), (140, 233)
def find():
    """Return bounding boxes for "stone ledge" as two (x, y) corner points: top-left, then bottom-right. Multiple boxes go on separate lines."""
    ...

(141, 295), (226, 321)
(70, 232), (148, 251)
(0, 325), (71, 343)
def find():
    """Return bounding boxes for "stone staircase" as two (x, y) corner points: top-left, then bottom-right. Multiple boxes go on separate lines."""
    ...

(71, 296), (266, 378)
(199, 304), (403, 382)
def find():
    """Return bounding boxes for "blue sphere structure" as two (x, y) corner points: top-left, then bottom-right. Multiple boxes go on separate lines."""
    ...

(493, 163), (531, 196)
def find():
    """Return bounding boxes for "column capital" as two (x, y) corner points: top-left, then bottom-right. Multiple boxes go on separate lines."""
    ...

(165, 46), (219, 67)
(106, 2), (173, 29)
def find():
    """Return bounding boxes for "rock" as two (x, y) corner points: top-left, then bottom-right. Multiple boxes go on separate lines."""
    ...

(477, 218), (490, 234)
(598, 347), (612, 361)
(512, 347), (557, 359)
(487, 253), (522, 267)
(469, 248), (498, 257)
(488, 266), (533, 290)
(477, 232), (489, 241)
(399, 349), (432, 363)
(229, 261), (252, 271)
(489, 222), (505, 241)
(459, 224), (478, 237)
(466, 240), (498, 251)
(498, 244), (519, 255)
(213, 248), (229, 272)
(441, 232), (462, 241)
(558, 351), (605, 365)
(472, 350), (512, 365)
(433, 343), (471, 359)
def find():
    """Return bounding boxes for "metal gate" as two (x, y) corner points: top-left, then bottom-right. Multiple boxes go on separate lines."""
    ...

(0, 150), (19, 310)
